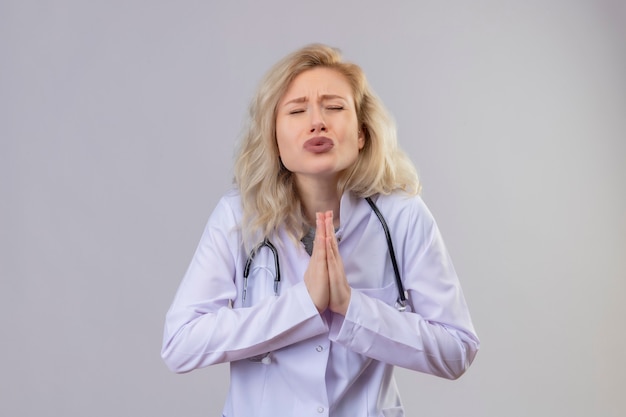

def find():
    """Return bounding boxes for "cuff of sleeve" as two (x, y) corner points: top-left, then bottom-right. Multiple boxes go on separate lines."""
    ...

(291, 281), (329, 331)
(329, 289), (361, 343)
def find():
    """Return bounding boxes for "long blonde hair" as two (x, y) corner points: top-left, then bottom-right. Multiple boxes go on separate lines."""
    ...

(234, 44), (420, 247)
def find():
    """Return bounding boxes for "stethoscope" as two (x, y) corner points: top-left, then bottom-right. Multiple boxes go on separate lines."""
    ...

(242, 197), (408, 312)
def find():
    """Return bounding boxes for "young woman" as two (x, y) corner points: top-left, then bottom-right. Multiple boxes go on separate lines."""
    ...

(162, 44), (479, 417)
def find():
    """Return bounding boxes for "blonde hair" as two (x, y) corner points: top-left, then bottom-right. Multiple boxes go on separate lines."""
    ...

(234, 44), (420, 247)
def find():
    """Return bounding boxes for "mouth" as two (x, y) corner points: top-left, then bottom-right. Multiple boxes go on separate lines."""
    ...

(303, 137), (334, 153)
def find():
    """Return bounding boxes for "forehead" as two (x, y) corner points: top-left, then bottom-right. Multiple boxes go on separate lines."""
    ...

(281, 67), (353, 102)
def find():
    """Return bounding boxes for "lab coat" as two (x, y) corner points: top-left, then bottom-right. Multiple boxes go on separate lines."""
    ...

(162, 189), (479, 417)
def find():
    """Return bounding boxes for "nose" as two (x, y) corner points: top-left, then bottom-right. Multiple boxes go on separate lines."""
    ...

(309, 107), (326, 133)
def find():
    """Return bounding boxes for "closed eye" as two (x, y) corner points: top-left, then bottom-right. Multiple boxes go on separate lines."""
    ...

(288, 109), (305, 114)
(327, 106), (344, 111)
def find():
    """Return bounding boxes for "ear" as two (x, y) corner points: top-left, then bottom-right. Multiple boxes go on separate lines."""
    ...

(357, 126), (366, 150)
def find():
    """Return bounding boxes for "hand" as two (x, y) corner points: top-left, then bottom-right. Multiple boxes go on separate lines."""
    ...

(303, 211), (351, 315)
(323, 211), (351, 315)
(303, 213), (330, 313)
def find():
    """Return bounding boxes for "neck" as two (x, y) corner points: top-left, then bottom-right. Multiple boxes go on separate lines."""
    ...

(295, 175), (341, 228)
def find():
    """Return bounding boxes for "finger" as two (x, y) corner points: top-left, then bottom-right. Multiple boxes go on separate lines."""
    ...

(324, 211), (338, 257)
(317, 211), (327, 241)
(303, 212), (330, 312)
(325, 228), (351, 315)
(313, 212), (327, 258)
(324, 211), (343, 280)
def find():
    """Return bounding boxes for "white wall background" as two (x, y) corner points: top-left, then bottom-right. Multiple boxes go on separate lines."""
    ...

(1, 1), (625, 416)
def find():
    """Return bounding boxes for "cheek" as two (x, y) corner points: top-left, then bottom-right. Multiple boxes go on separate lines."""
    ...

(275, 117), (301, 157)
(275, 130), (289, 157)
(275, 132), (294, 167)
(275, 119), (287, 156)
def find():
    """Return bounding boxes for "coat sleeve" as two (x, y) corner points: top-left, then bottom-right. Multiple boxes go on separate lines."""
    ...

(161, 195), (328, 373)
(329, 196), (480, 380)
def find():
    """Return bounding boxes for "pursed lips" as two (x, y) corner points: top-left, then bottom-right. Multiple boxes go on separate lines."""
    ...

(303, 136), (334, 153)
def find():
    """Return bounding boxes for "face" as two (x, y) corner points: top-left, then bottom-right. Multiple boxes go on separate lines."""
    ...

(275, 67), (364, 185)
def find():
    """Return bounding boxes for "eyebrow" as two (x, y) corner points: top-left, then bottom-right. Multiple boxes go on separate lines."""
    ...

(282, 94), (347, 107)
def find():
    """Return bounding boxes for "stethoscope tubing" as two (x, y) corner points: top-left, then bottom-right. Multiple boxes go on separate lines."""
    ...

(365, 197), (408, 310)
(243, 239), (280, 303)
(243, 197), (407, 311)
